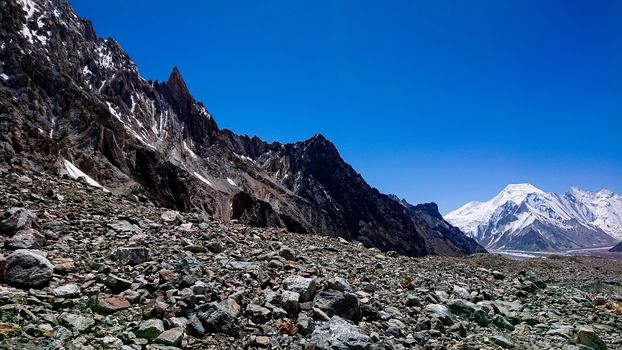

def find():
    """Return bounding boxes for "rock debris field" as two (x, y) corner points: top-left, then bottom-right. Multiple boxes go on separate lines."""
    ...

(0, 171), (621, 349)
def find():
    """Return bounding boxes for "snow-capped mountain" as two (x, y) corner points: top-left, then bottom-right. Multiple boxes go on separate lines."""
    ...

(445, 184), (622, 251)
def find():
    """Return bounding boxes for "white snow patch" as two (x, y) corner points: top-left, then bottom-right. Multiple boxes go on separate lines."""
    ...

(63, 159), (107, 190)
(130, 95), (136, 114)
(20, 24), (34, 44)
(227, 177), (236, 186)
(183, 141), (198, 159)
(0, 73), (8, 81)
(106, 102), (123, 123)
(95, 46), (113, 69)
(49, 117), (55, 138)
(17, 0), (37, 19)
(193, 172), (213, 187)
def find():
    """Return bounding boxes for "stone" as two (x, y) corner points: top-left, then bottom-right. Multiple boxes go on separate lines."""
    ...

(492, 271), (505, 280)
(492, 315), (515, 332)
(135, 319), (164, 339)
(0, 323), (20, 340)
(283, 275), (317, 302)
(183, 244), (206, 253)
(521, 271), (546, 289)
(404, 294), (421, 307)
(297, 312), (314, 335)
(313, 290), (361, 322)
(493, 300), (521, 321)
(246, 303), (272, 323)
(279, 246), (296, 260)
(576, 327), (606, 350)
(386, 318), (406, 337)
(547, 325), (573, 339)
(161, 210), (182, 224)
(154, 327), (184, 347)
(453, 285), (469, 299)
(54, 259), (76, 274)
(4, 229), (46, 249)
(281, 290), (300, 313)
(311, 316), (371, 350)
(107, 220), (139, 233)
(490, 335), (513, 348)
(187, 315), (205, 338)
(361, 283), (376, 293)
(104, 274), (132, 292)
(386, 251), (400, 258)
(473, 308), (490, 326)
(424, 304), (454, 326)
(58, 313), (95, 334)
(93, 294), (131, 314)
(4, 249), (54, 288)
(254, 335), (271, 347)
(198, 301), (240, 337)
(100, 336), (123, 348)
(0, 208), (37, 235)
(447, 299), (478, 317)
(326, 277), (353, 292)
(205, 241), (224, 253)
(52, 284), (81, 298)
(447, 322), (467, 337)
(115, 247), (150, 265)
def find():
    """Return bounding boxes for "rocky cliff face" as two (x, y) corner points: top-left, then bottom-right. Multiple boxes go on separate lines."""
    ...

(0, 0), (484, 256)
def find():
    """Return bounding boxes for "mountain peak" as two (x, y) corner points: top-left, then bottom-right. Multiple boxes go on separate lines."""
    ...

(168, 66), (187, 88)
(502, 183), (542, 193)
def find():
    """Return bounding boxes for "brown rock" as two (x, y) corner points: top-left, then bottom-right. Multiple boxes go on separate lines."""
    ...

(0, 323), (20, 340)
(93, 294), (130, 314)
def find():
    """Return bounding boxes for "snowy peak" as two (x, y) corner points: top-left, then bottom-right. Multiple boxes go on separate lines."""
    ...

(495, 183), (545, 205)
(446, 185), (622, 251)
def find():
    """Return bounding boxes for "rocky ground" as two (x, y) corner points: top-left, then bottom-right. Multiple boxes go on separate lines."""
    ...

(0, 170), (621, 350)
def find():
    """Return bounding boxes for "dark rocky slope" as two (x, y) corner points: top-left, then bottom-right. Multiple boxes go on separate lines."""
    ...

(0, 0), (484, 256)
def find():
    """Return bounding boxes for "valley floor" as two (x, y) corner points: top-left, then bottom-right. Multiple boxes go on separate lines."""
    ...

(0, 171), (621, 349)
(493, 245), (622, 262)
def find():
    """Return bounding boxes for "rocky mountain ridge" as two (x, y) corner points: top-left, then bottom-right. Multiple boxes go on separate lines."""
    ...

(446, 184), (621, 251)
(0, 0), (484, 256)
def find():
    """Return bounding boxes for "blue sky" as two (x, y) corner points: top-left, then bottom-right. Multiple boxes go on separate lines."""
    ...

(70, 0), (622, 212)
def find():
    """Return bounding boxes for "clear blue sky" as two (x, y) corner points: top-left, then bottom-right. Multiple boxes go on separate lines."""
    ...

(70, 0), (622, 213)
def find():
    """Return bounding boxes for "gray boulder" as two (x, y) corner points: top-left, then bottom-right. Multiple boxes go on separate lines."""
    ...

(115, 247), (150, 265)
(4, 229), (46, 250)
(311, 316), (371, 350)
(4, 249), (54, 288)
(198, 301), (240, 337)
(576, 327), (606, 350)
(135, 319), (164, 339)
(283, 275), (317, 302)
(0, 208), (37, 235)
(313, 290), (361, 322)
(424, 304), (454, 326)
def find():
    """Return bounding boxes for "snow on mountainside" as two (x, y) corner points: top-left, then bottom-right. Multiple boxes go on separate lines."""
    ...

(446, 184), (621, 251)
(565, 187), (622, 240)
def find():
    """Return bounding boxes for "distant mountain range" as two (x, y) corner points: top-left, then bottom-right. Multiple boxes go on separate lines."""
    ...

(0, 0), (484, 257)
(446, 184), (622, 251)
